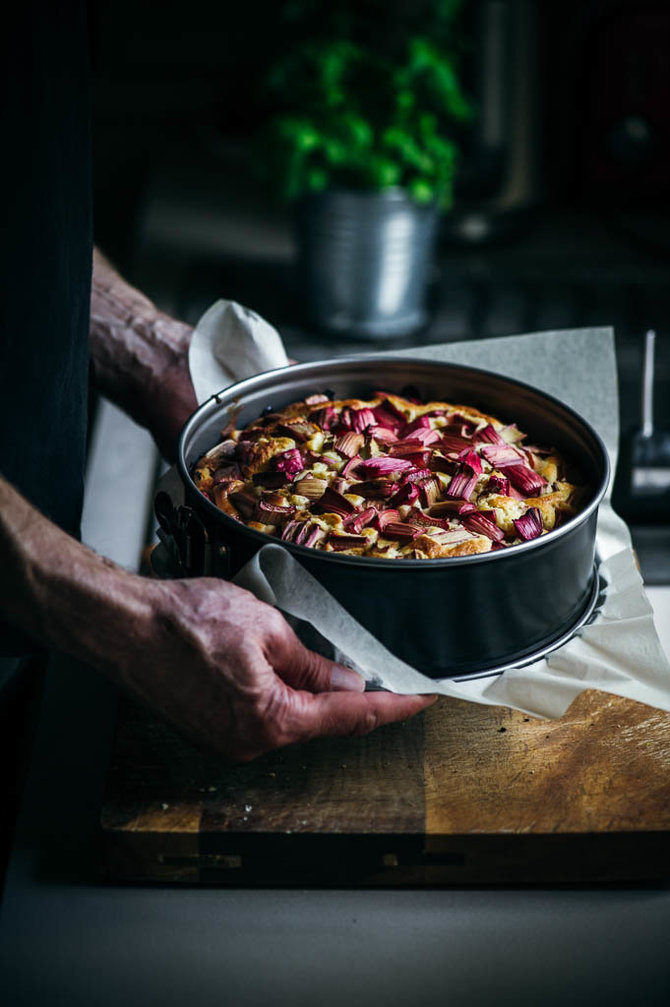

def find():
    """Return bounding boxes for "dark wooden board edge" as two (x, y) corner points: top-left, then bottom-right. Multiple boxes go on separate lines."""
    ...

(102, 828), (670, 887)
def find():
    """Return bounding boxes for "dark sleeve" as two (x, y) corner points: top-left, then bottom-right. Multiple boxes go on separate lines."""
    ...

(1, 0), (93, 657)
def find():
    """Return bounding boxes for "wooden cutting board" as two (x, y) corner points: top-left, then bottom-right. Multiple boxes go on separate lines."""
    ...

(101, 689), (670, 885)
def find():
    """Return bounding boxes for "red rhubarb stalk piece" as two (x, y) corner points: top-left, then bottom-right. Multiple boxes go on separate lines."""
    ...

(389, 449), (432, 468)
(374, 508), (400, 531)
(252, 470), (289, 488)
(462, 511), (505, 541)
(357, 456), (413, 476)
(447, 413), (477, 434)
(400, 415), (432, 437)
(351, 408), (377, 433)
(417, 475), (441, 507)
(330, 477), (351, 494)
(372, 403), (406, 430)
(229, 491), (256, 519)
(304, 525), (326, 548)
(317, 486), (357, 517)
(281, 520), (302, 542)
(429, 528), (474, 545)
(440, 434), (473, 453)
(429, 500), (476, 516)
(334, 432), (364, 458)
(407, 509), (452, 530)
(513, 507), (543, 541)
(507, 464), (547, 496)
(402, 468), (433, 484)
(310, 405), (338, 430)
(486, 474), (510, 496)
(373, 394), (408, 420)
(389, 438), (434, 454)
(350, 479), (396, 499)
(294, 522), (313, 545)
(458, 449), (483, 474)
(445, 465), (479, 501)
(401, 427), (441, 445)
(205, 438), (238, 462)
(214, 463), (242, 483)
(254, 499), (296, 525)
(273, 448), (304, 476)
(341, 454), (364, 479)
(480, 444), (525, 468)
(388, 482), (419, 508)
(344, 507), (377, 533)
(428, 453), (458, 475)
(335, 407), (354, 431)
(473, 424), (505, 444)
(275, 420), (317, 442)
(381, 522), (420, 541)
(294, 476), (327, 500)
(368, 425), (398, 444)
(328, 533), (369, 551)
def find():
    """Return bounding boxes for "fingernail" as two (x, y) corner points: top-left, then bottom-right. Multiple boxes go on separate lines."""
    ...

(331, 665), (366, 692)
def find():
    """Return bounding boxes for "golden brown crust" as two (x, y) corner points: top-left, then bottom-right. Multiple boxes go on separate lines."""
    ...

(411, 533), (492, 558)
(213, 483), (245, 516)
(241, 436), (296, 476)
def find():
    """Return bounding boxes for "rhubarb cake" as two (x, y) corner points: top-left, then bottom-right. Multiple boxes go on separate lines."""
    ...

(192, 391), (583, 559)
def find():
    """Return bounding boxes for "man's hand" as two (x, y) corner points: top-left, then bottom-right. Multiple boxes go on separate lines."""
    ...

(89, 248), (197, 461)
(1, 478), (436, 762)
(114, 577), (436, 761)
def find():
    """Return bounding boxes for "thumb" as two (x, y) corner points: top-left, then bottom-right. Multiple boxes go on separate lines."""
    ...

(274, 636), (366, 695)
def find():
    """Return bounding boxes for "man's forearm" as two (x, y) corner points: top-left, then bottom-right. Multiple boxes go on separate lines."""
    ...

(0, 475), (435, 759)
(89, 249), (197, 458)
(0, 475), (148, 674)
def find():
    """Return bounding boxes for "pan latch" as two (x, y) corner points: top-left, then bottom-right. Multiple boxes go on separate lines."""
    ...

(153, 491), (229, 578)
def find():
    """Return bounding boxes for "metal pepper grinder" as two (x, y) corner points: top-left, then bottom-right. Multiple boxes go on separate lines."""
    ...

(614, 330), (670, 522)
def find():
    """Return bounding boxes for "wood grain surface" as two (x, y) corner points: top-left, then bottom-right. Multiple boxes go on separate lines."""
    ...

(101, 688), (670, 885)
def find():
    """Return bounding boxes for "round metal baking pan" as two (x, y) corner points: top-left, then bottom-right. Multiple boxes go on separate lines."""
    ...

(177, 356), (610, 679)
(448, 561), (602, 682)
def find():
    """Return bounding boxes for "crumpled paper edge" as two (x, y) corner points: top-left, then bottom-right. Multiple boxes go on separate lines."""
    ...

(188, 298), (289, 405)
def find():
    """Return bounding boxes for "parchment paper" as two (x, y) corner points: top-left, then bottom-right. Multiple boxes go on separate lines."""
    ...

(186, 302), (670, 718)
(188, 298), (290, 404)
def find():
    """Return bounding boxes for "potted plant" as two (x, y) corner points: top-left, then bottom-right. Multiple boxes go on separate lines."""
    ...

(261, 11), (471, 338)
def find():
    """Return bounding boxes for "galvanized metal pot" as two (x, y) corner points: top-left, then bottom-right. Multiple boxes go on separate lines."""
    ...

(177, 357), (610, 679)
(295, 189), (439, 339)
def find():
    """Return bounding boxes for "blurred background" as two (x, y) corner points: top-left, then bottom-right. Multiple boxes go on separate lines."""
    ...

(87, 0), (670, 572)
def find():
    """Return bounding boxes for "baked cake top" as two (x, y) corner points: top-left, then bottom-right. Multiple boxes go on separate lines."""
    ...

(192, 391), (582, 559)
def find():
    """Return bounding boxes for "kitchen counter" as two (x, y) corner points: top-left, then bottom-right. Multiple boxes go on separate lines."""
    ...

(2, 402), (670, 1007)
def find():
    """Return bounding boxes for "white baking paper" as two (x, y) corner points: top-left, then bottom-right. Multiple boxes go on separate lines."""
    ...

(188, 298), (289, 404)
(186, 306), (670, 718)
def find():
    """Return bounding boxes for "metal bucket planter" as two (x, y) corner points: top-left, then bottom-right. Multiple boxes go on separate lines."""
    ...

(295, 189), (439, 339)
